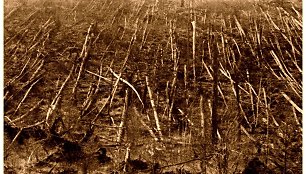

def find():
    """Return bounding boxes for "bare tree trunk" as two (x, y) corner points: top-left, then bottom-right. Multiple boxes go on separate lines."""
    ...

(200, 94), (207, 174)
(191, 21), (196, 83)
(146, 76), (163, 140)
(117, 89), (130, 143)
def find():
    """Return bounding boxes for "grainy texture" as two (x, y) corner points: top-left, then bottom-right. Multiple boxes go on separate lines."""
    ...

(4, 0), (302, 173)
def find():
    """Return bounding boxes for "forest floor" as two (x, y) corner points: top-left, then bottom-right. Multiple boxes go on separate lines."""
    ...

(4, 0), (302, 173)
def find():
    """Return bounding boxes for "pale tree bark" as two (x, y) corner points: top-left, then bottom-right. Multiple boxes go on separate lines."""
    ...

(146, 76), (163, 141)
(117, 89), (130, 143)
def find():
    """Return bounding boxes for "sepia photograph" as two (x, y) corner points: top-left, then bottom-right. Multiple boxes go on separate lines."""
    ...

(4, 0), (302, 173)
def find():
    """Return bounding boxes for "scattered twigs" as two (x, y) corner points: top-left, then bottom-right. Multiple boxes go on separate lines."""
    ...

(133, 107), (159, 141)
(157, 156), (213, 170)
(10, 99), (44, 124)
(3, 1), (302, 173)
(91, 95), (111, 126)
(4, 7), (20, 20)
(30, 17), (53, 44)
(5, 15), (35, 46)
(6, 56), (32, 89)
(270, 50), (301, 98)
(5, 120), (45, 153)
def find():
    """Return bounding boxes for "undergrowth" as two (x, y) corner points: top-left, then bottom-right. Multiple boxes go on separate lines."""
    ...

(4, 0), (302, 173)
